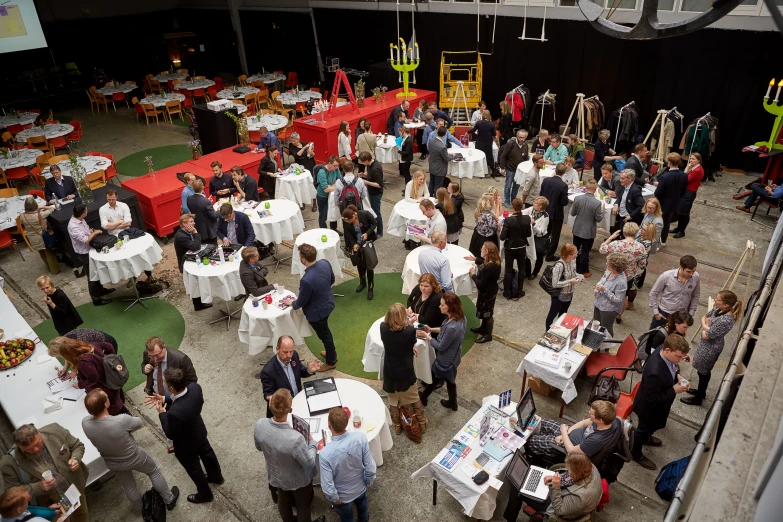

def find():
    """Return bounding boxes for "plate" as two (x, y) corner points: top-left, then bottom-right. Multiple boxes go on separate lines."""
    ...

(0, 338), (36, 370)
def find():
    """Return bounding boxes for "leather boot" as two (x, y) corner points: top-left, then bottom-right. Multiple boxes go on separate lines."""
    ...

(419, 383), (435, 407)
(441, 382), (458, 411)
(476, 318), (493, 343)
(355, 277), (366, 293)
(390, 408), (401, 435)
(367, 271), (374, 300)
(413, 405), (429, 434)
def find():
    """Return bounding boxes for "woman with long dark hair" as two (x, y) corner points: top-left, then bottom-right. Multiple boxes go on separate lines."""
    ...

(342, 204), (377, 300)
(467, 110), (497, 176)
(465, 242), (501, 343)
(257, 145), (279, 199)
(436, 187), (460, 245)
(338, 120), (352, 162)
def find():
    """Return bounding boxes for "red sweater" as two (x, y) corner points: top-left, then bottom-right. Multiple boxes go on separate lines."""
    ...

(77, 342), (123, 415)
(686, 165), (703, 192)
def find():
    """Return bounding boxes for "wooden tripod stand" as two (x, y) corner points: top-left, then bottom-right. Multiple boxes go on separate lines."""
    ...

(563, 93), (598, 142)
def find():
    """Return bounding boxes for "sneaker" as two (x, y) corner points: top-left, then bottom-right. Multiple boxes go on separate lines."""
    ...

(316, 362), (336, 372)
(166, 486), (180, 510)
(633, 455), (658, 470)
(659, 241), (666, 248)
(673, 231), (685, 238)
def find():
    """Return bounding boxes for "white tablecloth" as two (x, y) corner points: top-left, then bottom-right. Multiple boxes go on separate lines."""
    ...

(468, 141), (499, 163)
(276, 91), (322, 105)
(275, 170), (317, 206)
(411, 395), (521, 519)
(223, 199), (304, 245)
(0, 290), (108, 485)
(182, 254), (245, 304)
(15, 124), (74, 143)
(363, 317), (435, 384)
(139, 94), (186, 108)
(175, 79), (214, 91)
(238, 289), (313, 355)
(401, 244), (475, 296)
(292, 378), (394, 466)
(0, 148), (42, 170)
(41, 155), (112, 178)
(246, 114), (288, 132)
(513, 160), (557, 187)
(247, 73), (286, 84)
(217, 87), (258, 99)
(291, 228), (345, 279)
(448, 148), (487, 179)
(0, 196), (46, 231)
(152, 73), (188, 81)
(96, 84), (136, 95)
(404, 121), (426, 129)
(386, 197), (434, 241)
(375, 135), (399, 164)
(0, 112), (38, 127)
(89, 233), (163, 284)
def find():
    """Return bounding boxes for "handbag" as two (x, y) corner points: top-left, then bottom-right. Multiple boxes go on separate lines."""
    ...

(399, 405), (422, 444)
(362, 241), (378, 270)
(36, 211), (57, 249)
(538, 260), (564, 296)
(588, 375), (621, 405)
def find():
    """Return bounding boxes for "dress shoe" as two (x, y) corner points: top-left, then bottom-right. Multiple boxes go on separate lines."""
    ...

(545, 255), (560, 262)
(680, 396), (703, 406)
(644, 436), (663, 447)
(355, 280), (366, 293)
(476, 334), (492, 343)
(633, 455), (657, 470)
(685, 388), (698, 396)
(74, 268), (87, 278)
(207, 476), (225, 485)
(187, 494), (214, 504)
(736, 205), (750, 213)
(470, 327), (484, 334)
(92, 298), (112, 306)
(582, 272), (592, 278)
(100, 288), (116, 296)
(440, 399), (458, 411)
(167, 486), (180, 510)
(615, 315), (622, 324)
(367, 287), (374, 300)
(626, 302), (635, 311)
(316, 362), (336, 372)
(167, 445), (175, 454)
(527, 273), (538, 281)
(194, 303), (213, 311)
(319, 351), (338, 362)
(673, 231), (685, 238)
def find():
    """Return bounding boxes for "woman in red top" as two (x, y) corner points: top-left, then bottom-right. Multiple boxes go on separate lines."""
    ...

(57, 337), (127, 415)
(672, 153), (703, 238)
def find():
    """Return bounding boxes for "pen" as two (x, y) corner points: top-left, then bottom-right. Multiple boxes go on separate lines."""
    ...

(322, 429), (326, 444)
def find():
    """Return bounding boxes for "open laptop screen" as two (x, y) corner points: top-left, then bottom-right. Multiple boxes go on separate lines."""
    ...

(516, 388), (536, 431)
(505, 449), (530, 492)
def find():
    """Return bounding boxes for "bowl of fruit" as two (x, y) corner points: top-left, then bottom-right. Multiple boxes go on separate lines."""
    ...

(0, 338), (35, 370)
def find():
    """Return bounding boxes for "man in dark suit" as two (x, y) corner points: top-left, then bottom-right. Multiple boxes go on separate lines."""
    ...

(654, 152), (689, 247)
(261, 336), (320, 418)
(173, 214), (212, 311)
(611, 169), (645, 233)
(230, 166), (260, 202)
(44, 165), (78, 204)
(186, 179), (219, 243)
(625, 143), (651, 187)
(217, 203), (255, 247)
(386, 100), (410, 134)
(239, 246), (276, 296)
(539, 163), (569, 261)
(631, 334), (691, 470)
(146, 369), (223, 504)
(141, 336), (198, 397)
(427, 127), (450, 196)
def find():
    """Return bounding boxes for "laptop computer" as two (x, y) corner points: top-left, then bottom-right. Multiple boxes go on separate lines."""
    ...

(580, 327), (607, 350)
(515, 388), (537, 434)
(505, 449), (556, 502)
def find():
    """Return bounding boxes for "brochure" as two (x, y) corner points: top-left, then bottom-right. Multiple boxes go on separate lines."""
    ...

(291, 415), (310, 440)
(406, 223), (425, 236)
(59, 484), (81, 518)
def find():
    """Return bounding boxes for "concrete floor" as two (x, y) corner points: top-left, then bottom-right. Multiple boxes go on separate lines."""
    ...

(0, 104), (775, 522)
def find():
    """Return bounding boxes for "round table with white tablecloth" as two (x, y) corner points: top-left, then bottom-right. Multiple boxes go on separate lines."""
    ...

(182, 254), (245, 305)
(175, 79), (214, 91)
(447, 148), (487, 179)
(247, 73), (286, 85)
(238, 289), (313, 355)
(96, 84), (137, 96)
(0, 112), (38, 127)
(0, 196), (47, 231)
(139, 94), (186, 108)
(0, 148), (42, 171)
(467, 141), (499, 164)
(88, 233), (163, 284)
(404, 121), (426, 130)
(363, 317), (436, 384)
(275, 169), (317, 206)
(276, 91), (323, 106)
(386, 197), (434, 242)
(291, 228), (345, 279)
(41, 155), (112, 179)
(15, 124), (74, 143)
(222, 200), (304, 245)
(566, 190), (614, 233)
(401, 244), (475, 296)
(513, 160), (557, 187)
(216, 87), (258, 100)
(374, 135), (399, 164)
(152, 73), (188, 82)
(245, 114), (288, 132)
(291, 378), (394, 466)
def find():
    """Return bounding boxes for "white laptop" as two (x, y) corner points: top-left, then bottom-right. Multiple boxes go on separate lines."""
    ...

(505, 449), (556, 502)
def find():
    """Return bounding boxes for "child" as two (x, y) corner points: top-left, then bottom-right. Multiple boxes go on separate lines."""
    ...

(37, 275), (84, 335)
(681, 290), (743, 406)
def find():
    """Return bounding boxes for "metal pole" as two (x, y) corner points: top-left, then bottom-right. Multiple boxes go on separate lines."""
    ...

(309, 9), (326, 83)
(227, 0), (249, 76)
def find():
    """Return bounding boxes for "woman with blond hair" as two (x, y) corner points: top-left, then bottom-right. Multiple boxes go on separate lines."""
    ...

(436, 188), (460, 244)
(545, 244), (583, 330)
(55, 337), (127, 415)
(468, 193), (501, 259)
(404, 170), (430, 202)
(37, 275), (82, 335)
(682, 290), (743, 406)
(465, 241), (502, 343)
(599, 221), (648, 323)
(593, 253), (629, 337)
(637, 197), (664, 254)
(381, 303), (428, 435)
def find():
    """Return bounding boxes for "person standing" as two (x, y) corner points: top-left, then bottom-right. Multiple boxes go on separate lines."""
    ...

(355, 121), (376, 173)
(82, 389), (179, 511)
(254, 389), (324, 522)
(415, 199), (447, 245)
(518, 153), (546, 207)
(498, 130), (530, 207)
(2, 424), (89, 522)
(67, 203), (112, 306)
(258, 126), (281, 152)
(288, 133), (317, 175)
(570, 179), (606, 278)
(598, 222), (648, 324)
(416, 232), (453, 293)
(141, 336), (198, 399)
(611, 170), (645, 233)
(174, 214), (213, 311)
(341, 205), (377, 300)
(654, 152), (688, 247)
(499, 199), (531, 298)
(36, 275), (82, 335)
(637, 198), (664, 255)
(671, 153), (703, 238)
(258, 146), (281, 199)
(187, 180), (219, 243)
(498, 101), (514, 147)
(397, 126), (413, 186)
(209, 160), (234, 197)
(522, 196), (550, 279)
(56, 337), (128, 415)
(592, 253), (629, 337)
(436, 188), (461, 245)
(427, 127), (450, 196)
(386, 100), (410, 134)
(466, 242), (501, 343)
(417, 293), (467, 411)
(539, 163), (569, 261)
(544, 244), (582, 330)
(282, 245), (338, 372)
(648, 255), (701, 329)
(681, 290), (742, 407)
(631, 335), (691, 470)
(231, 166), (260, 202)
(337, 121), (353, 163)
(180, 173), (196, 213)
(20, 197), (59, 273)
(314, 156), (342, 231)
(625, 144), (651, 186)
(381, 303), (428, 435)
(145, 369), (223, 504)
(468, 194), (501, 259)
(592, 130), (621, 181)
(467, 110), (497, 175)
(406, 274), (446, 333)
(357, 151), (384, 238)
(261, 336), (320, 418)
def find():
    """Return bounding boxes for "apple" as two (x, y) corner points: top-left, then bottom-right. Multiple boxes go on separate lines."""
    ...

(4, 362), (10, 368)
(24, 350), (31, 356)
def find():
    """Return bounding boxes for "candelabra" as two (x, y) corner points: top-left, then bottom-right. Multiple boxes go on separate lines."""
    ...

(389, 38), (420, 99)
(758, 78), (783, 152)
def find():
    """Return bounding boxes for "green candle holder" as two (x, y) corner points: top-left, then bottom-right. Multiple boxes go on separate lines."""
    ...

(390, 38), (420, 99)
(202, 257), (209, 265)
(265, 202), (271, 209)
(321, 234), (328, 243)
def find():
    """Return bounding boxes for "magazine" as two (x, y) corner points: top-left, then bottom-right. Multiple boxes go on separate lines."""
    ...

(59, 484), (81, 518)
(291, 415), (310, 440)
(538, 330), (569, 352)
(406, 223), (425, 236)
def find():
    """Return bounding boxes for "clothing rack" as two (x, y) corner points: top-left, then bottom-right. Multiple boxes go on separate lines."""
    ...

(689, 112), (711, 158)
(564, 93), (599, 143)
(614, 101), (635, 152)
(644, 106), (683, 165)
(536, 89), (551, 132)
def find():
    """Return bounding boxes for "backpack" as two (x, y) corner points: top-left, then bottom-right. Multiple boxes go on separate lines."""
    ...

(538, 260), (564, 296)
(339, 177), (362, 212)
(142, 488), (167, 522)
(90, 352), (130, 391)
(637, 326), (667, 361)
(312, 163), (326, 189)
(89, 233), (118, 251)
(655, 456), (690, 501)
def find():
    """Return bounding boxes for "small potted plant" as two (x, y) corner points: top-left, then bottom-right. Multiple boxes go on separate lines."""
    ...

(188, 140), (202, 160)
(69, 154), (94, 203)
(355, 79), (365, 108)
(144, 156), (155, 176)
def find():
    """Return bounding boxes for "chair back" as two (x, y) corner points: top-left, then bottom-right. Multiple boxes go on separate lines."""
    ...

(86, 169), (106, 189)
(251, 80), (265, 88)
(193, 88), (206, 97)
(35, 152), (52, 171)
(208, 86), (218, 100)
(94, 92), (108, 103)
(614, 335), (638, 370)
(89, 86), (97, 93)
(286, 72), (298, 87)
(193, 76), (206, 80)
(49, 155), (69, 165)
(125, 80), (137, 85)
(213, 76), (223, 90)
(584, 149), (595, 170)
(296, 102), (307, 117)
(238, 74), (248, 86)
(29, 189), (45, 199)
(271, 91), (280, 100)
(650, 164), (659, 176)
(86, 152), (102, 156)
(6, 124), (23, 136)
(248, 130), (261, 144)
(177, 69), (189, 74)
(30, 168), (45, 188)
(86, 90), (96, 103)
(27, 136), (50, 152)
(231, 99), (246, 106)
(310, 87), (320, 93)
(70, 121), (82, 131)
(274, 70), (284, 75)
(166, 100), (182, 111)
(149, 79), (162, 92)
(0, 187), (19, 198)
(142, 104), (159, 116)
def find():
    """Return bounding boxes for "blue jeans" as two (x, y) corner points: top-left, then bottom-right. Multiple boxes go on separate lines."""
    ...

(503, 169), (519, 206)
(333, 491), (369, 522)
(310, 316), (337, 365)
(744, 184), (772, 208)
(369, 193), (383, 236)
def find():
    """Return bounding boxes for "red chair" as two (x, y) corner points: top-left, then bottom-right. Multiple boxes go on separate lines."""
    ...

(29, 167), (45, 188)
(103, 153), (118, 182)
(47, 129), (70, 154)
(207, 86), (218, 101)
(67, 120), (83, 145)
(192, 88), (208, 103)
(309, 87), (320, 93)
(7, 124), (23, 136)
(248, 130), (261, 144)
(2, 166), (32, 187)
(584, 149), (594, 171)
(213, 77), (223, 91)
(615, 382), (641, 420)
(181, 97), (193, 109)
(453, 126), (471, 141)
(584, 335), (640, 398)
(29, 189), (45, 199)
(0, 229), (24, 260)
(650, 164), (659, 176)
(274, 70), (284, 75)
(86, 151), (102, 156)
(110, 92), (128, 111)
(285, 72), (298, 88)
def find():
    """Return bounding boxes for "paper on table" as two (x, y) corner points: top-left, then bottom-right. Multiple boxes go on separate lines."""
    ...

(562, 351), (585, 366)
(56, 387), (86, 401)
(43, 396), (63, 413)
(47, 376), (73, 394)
(306, 391), (341, 414)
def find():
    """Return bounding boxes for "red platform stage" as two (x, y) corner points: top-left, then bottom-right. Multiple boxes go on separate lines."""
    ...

(121, 148), (265, 238)
(293, 88), (437, 164)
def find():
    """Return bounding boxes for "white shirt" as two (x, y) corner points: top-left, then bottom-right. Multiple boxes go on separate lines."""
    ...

(338, 133), (352, 159)
(404, 181), (429, 202)
(471, 109), (483, 124)
(171, 387), (188, 402)
(562, 168), (580, 189)
(426, 211), (447, 237)
(99, 201), (132, 236)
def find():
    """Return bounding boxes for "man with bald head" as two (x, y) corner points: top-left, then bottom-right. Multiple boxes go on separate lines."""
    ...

(417, 231), (453, 293)
(260, 336), (320, 418)
(180, 173), (197, 213)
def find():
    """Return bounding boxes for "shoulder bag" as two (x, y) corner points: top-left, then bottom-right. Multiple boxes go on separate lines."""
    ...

(36, 211), (57, 249)
(539, 260), (565, 296)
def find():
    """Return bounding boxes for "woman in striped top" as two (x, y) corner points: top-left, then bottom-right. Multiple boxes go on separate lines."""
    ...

(545, 244), (584, 330)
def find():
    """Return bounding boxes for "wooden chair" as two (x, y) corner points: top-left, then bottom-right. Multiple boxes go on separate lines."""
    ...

(144, 74), (154, 92)
(27, 136), (52, 154)
(165, 100), (183, 123)
(193, 76), (206, 80)
(149, 79), (164, 94)
(337, 97), (347, 103)
(9, 216), (34, 252)
(125, 80), (137, 86)
(271, 91), (280, 100)
(273, 99), (292, 119)
(35, 152), (52, 171)
(49, 155), (69, 165)
(0, 187), (19, 198)
(89, 86), (97, 93)
(238, 74), (248, 86)
(231, 99), (246, 106)
(142, 104), (163, 126)
(244, 93), (257, 116)
(94, 92), (109, 114)
(159, 71), (170, 76)
(259, 109), (274, 115)
(86, 169), (107, 190)
(86, 89), (98, 112)
(251, 80), (265, 89)
(257, 89), (269, 109)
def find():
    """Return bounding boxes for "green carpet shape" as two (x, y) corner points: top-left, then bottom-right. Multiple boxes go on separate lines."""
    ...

(303, 272), (480, 379)
(116, 144), (193, 178)
(33, 299), (185, 390)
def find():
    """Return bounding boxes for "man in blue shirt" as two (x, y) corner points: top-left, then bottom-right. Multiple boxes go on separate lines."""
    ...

(257, 126), (280, 150)
(543, 135), (569, 165)
(418, 232), (453, 293)
(181, 173), (196, 213)
(282, 244), (338, 371)
(428, 102), (453, 128)
(319, 407), (376, 522)
(736, 181), (783, 212)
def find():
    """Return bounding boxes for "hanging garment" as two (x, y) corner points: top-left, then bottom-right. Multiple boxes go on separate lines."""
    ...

(506, 91), (525, 123)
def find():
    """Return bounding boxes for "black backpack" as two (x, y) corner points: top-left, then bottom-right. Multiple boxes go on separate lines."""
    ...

(90, 233), (118, 251)
(312, 163), (326, 189)
(142, 488), (167, 522)
(538, 260), (564, 296)
(339, 177), (362, 212)
(88, 352), (129, 391)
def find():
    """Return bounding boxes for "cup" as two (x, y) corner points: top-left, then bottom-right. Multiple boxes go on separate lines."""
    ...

(509, 416), (518, 429)
(352, 409), (362, 429)
(277, 284), (285, 295)
(252, 299), (259, 308)
(680, 379), (689, 388)
(564, 362), (573, 373)
(468, 148), (473, 156)
(42, 470), (53, 481)
(261, 299), (268, 310)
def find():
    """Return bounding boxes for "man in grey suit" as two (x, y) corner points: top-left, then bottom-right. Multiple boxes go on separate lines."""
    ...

(570, 179), (606, 278)
(427, 126), (450, 196)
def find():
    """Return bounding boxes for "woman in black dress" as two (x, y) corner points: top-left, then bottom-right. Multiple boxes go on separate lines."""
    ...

(467, 109), (497, 175)
(465, 241), (501, 343)
(381, 303), (428, 435)
(406, 273), (446, 335)
(37, 275), (83, 335)
(500, 198), (532, 299)
(342, 204), (377, 300)
(436, 187), (460, 245)
(257, 145), (280, 199)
